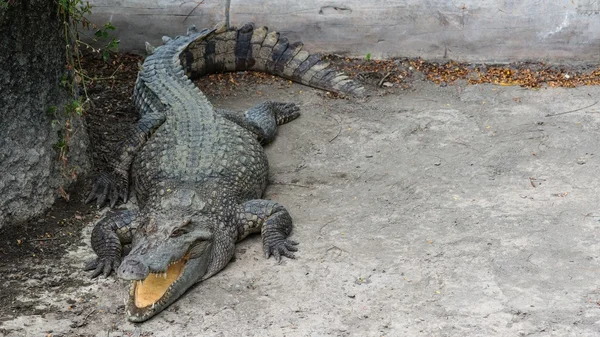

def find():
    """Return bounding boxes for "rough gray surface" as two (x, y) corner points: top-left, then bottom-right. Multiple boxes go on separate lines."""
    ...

(3, 79), (600, 336)
(0, 1), (90, 228)
(87, 0), (600, 63)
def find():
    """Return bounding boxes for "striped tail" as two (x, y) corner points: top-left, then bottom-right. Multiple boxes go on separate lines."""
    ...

(178, 23), (365, 97)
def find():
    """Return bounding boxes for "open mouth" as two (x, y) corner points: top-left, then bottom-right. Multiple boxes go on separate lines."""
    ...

(124, 238), (211, 321)
(130, 254), (190, 309)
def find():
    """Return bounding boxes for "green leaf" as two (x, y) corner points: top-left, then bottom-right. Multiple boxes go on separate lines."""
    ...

(104, 22), (116, 30)
(47, 106), (57, 116)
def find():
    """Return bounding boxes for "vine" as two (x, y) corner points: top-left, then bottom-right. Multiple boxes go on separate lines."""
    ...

(57, 0), (119, 94)
(50, 1), (115, 199)
(53, 0), (120, 198)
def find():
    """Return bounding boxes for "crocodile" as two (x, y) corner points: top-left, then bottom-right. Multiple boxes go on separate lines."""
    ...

(84, 22), (364, 322)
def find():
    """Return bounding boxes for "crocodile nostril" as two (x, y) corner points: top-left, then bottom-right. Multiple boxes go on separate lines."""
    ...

(117, 259), (149, 280)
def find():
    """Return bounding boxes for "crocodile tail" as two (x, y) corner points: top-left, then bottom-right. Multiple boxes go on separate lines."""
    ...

(179, 23), (365, 97)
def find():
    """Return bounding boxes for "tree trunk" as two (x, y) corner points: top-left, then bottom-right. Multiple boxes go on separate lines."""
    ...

(0, 0), (90, 228)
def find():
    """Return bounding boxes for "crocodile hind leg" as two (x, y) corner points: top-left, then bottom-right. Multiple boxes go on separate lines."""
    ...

(84, 209), (138, 278)
(217, 101), (300, 144)
(236, 200), (298, 262)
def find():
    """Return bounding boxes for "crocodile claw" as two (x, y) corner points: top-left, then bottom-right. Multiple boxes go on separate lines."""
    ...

(86, 171), (129, 208)
(84, 256), (121, 278)
(264, 239), (298, 263)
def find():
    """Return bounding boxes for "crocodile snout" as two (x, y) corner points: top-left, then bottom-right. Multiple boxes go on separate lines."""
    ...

(118, 259), (149, 280)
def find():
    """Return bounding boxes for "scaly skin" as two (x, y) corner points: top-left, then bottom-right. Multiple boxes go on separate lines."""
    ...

(84, 23), (363, 322)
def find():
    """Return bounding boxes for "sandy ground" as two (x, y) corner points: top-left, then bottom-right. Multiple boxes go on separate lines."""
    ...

(2, 78), (600, 336)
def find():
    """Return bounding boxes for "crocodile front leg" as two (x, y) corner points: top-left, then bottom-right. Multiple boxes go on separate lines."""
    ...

(86, 111), (166, 207)
(84, 209), (138, 278)
(236, 200), (298, 262)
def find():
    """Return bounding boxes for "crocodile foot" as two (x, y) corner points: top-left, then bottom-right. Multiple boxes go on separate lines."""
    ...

(271, 102), (301, 125)
(264, 237), (299, 262)
(86, 171), (129, 208)
(84, 255), (121, 278)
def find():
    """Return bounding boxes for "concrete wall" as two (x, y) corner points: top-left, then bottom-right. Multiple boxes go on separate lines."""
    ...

(88, 0), (600, 63)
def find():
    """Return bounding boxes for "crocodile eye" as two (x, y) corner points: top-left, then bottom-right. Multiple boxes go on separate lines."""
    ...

(170, 219), (193, 238)
(170, 228), (187, 238)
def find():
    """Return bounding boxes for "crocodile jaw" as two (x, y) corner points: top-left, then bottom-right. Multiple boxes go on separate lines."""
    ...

(125, 255), (196, 322)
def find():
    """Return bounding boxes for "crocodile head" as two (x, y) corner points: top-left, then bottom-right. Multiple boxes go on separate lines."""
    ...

(117, 212), (215, 322)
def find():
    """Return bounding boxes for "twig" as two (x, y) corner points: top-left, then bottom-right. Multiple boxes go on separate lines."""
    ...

(84, 309), (96, 321)
(319, 220), (335, 235)
(329, 127), (342, 143)
(76, 40), (100, 53)
(378, 72), (392, 87)
(526, 253), (536, 266)
(584, 213), (600, 219)
(77, 64), (122, 82)
(182, 0), (205, 23)
(328, 114), (342, 142)
(29, 237), (59, 242)
(108, 63), (124, 79)
(72, 309), (96, 328)
(545, 100), (599, 117)
(326, 245), (348, 253)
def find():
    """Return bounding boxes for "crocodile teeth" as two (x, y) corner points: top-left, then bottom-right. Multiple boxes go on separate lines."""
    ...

(163, 273), (167, 279)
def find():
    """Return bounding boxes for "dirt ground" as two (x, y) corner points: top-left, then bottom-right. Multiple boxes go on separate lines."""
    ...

(2, 54), (600, 336)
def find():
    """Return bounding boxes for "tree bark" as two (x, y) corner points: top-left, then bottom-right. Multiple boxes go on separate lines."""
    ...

(0, 0), (90, 228)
